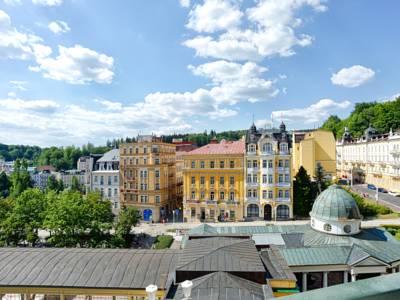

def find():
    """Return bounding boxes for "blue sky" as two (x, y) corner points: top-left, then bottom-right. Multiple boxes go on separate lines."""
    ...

(0, 0), (399, 146)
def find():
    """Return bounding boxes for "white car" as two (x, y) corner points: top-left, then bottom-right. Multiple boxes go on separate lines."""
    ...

(388, 191), (400, 197)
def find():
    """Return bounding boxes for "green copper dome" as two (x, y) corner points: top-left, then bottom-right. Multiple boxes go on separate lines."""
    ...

(310, 185), (362, 221)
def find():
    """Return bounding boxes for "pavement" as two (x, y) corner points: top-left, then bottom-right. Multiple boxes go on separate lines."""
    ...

(350, 184), (400, 212)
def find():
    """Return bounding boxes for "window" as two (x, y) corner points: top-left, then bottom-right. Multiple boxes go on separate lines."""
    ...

(262, 174), (267, 184)
(191, 208), (196, 217)
(155, 183), (160, 190)
(247, 174), (252, 183)
(200, 176), (205, 185)
(278, 190), (283, 198)
(229, 192), (234, 201)
(277, 205), (289, 219)
(210, 191), (215, 200)
(268, 174), (273, 184)
(100, 176), (104, 185)
(324, 223), (332, 232)
(114, 175), (118, 183)
(285, 190), (290, 198)
(220, 191), (224, 200)
(262, 160), (267, 168)
(143, 147), (147, 154)
(247, 190), (252, 198)
(220, 160), (225, 168)
(230, 210), (235, 219)
(200, 161), (205, 168)
(247, 160), (252, 168)
(262, 143), (272, 153)
(278, 160), (283, 167)
(253, 160), (258, 168)
(94, 176), (98, 183)
(210, 209), (215, 219)
(268, 190), (273, 199)
(229, 176), (234, 185)
(247, 204), (259, 217)
(248, 144), (256, 152)
(108, 176), (112, 185)
(268, 160), (273, 168)
(210, 176), (215, 185)
(143, 158), (147, 165)
(191, 191), (195, 199)
(252, 189), (257, 197)
(280, 143), (288, 153)
(344, 225), (351, 233)
(285, 174), (290, 183)
(278, 174), (283, 183)
(284, 159), (290, 168)
(114, 188), (118, 196)
(155, 158), (160, 165)
(155, 170), (160, 178)
(108, 188), (111, 197)
(220, 176), (225, 185)
(210, 161), (215, 168)
(191, 176), (195, 185)
(200, 191), (205, 199)
(155, 195), (161, 203)
(230, 160), (235, 168)
(252, 174), (257, 183)
(262, 190), (267, 199)
(191, 161), (195, 168)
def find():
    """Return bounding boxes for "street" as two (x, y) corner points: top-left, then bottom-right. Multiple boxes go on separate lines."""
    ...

(351, 184), (400, 212)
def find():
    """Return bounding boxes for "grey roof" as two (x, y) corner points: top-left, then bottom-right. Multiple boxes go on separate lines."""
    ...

(0, 248), (180, 290)
(168, 272), (273, 300)
(260, 246), (296, 281)
(252, 233), (286, 246)
(281, 272), (400, 300)
(177, 238), (265, 273)
(97, 149), (119, 162)
(310, 185), (362, 221)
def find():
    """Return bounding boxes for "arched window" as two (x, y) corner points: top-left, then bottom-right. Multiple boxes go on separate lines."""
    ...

(343, 225), (351, 233)
(262, 143), (272, 153)
(247, 204), (259, 217)
(276, 205), (289, 219)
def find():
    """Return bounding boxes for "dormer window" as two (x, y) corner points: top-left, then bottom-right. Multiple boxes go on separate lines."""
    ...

(262, 143), (272, 153)
(248, 144), (256, 153)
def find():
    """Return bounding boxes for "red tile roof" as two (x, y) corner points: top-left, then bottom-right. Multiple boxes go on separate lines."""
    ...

(185, 140), (245, 155)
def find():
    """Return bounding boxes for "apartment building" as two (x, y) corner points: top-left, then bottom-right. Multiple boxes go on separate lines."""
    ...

(57, 169), (86, 189)
(337, 126), (400, 193)
(91, 149), (120, 213)
(292, 129), (336, 179)
(244, 122), (293, 220)
(183, 139), (245, 222)
(119, 135), (177, 222)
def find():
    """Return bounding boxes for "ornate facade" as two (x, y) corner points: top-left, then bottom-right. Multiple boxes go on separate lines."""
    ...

(244, 122), (293, 220)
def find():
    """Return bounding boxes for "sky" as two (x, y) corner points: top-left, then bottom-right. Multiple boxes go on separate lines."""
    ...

(0, 0), (399, 147)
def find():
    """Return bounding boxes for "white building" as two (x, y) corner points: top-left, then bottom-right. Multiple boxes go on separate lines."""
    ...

(57, 170), (86, 189)
(91, 149), (120, 213)
(31, 171), (52, 190)
(337, 126), (400, 193)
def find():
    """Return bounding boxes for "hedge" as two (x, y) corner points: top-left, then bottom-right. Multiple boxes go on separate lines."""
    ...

(153, 235), (174, 249)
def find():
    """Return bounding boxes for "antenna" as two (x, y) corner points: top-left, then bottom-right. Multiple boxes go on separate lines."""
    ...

(252, 113), (255, 125)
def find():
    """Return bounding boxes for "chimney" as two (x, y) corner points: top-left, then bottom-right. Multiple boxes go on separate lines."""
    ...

(146, 284), (158, 300)
(181, 280), (193, 298)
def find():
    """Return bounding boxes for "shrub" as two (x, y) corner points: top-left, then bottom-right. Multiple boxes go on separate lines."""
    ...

(153, 235), (173, 249)
(349, 190), (392, 217)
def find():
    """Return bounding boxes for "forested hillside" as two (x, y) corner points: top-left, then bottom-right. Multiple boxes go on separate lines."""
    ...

(321, 97), (400, 138)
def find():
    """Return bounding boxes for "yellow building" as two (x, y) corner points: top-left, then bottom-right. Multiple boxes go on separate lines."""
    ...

(337, 127), (400, 193)
(244, 122), (293, 220)
(119, 135), (177, 222)
(183, 139), (245, 222)
(292, 129), (336, 179)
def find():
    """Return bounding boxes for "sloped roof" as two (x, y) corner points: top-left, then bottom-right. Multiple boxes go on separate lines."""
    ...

(280, 246), (351, 266)
(260, 246), (296, 281)
(97, 149), (119, 162)
(184, 140), (245, 155)
(177, 238), (265, 272)
(0, 248), (180, 290)
(168, 271), (273, 300)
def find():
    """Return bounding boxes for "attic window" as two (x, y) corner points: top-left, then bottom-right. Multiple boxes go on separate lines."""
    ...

(324, 223), (332, 232)
(344, 225), (351, 233)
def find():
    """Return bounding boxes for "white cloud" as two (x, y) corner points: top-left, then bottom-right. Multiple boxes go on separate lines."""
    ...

(0, 98), (59, 113)
(183, 0), (326, 61)
(7, 91), (16, 97)
(179, 0), (190, 8)
(186, 0), (243, 33)
(94, 99), (123, 111)
(32, 0), (62, 6)
(48, 20), (70, 34)
(3, 0), (21, 5)
(9, 80), (28, 91)
(331, 65), (375, 88)
(272, 98), (351, 125)
(32, 45), (114, 84)
(0, 9), (47, 60)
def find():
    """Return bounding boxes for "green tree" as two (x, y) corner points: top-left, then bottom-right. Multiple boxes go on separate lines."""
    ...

(2, 188), (46, 246)
(315, 163), (328, 194)
(114, 206), (141, 247)
(10, 159), (32, 197)
(293, 167), (316, 218)
(0, 171), (10, 198)
(46, 175), (64, 193)
(70, 176), (82, 192)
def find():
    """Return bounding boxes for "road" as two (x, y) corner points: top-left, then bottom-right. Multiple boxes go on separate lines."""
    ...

(351, 184), (400, 212)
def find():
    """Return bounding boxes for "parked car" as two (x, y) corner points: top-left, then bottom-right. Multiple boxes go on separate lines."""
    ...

(367, 184), (376, 190)
(378, 187), (388, 193)
(389, 191), (400, 197)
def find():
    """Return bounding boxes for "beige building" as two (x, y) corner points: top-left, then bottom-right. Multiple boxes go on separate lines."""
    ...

(183, 139), (245, 222)
(292, 129), (336, 179)
(244, 122), (293, 220)
(119, 135), (177, 222)
(337, 126), (400, 193)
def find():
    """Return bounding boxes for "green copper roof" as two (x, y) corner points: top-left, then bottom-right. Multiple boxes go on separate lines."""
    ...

(310, 184), (362, 221)
(281, 272), (400, 300)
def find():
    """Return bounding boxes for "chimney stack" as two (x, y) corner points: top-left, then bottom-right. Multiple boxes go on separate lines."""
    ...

(181, 280), (193, 298)
(146, 284), (158, 300)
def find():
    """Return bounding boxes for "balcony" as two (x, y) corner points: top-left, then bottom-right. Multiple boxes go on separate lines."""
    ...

(276, 182), (291, 187)
(246, 181), (259, 187)
(277, 167), (290, 173)
(247, 167), (259, 172)
(276, 197), (291, 202)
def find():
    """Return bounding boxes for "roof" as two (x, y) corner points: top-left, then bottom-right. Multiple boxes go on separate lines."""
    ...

(177, 238), (265, 273)
(97, 149), (119, 162)
(260, 246), (296, 281)
(310, 185), (362, 221)
(184, 140), (244, 155)
(281, 272), (400, 300)
(167, 271), (273, 300)
(280, 246), (352, 266)
(0, 248), (180, 290)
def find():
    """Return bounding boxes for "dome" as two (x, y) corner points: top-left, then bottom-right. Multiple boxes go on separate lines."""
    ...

(310, 185), (362, 235)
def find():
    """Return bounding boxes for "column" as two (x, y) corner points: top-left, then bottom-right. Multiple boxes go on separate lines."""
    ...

(392, 268), (396, 273)
(302, 272), (308, 292)
(343, 271), (348, 283)
(323, 272), (328, 288)
(350, 268), (356, 282)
